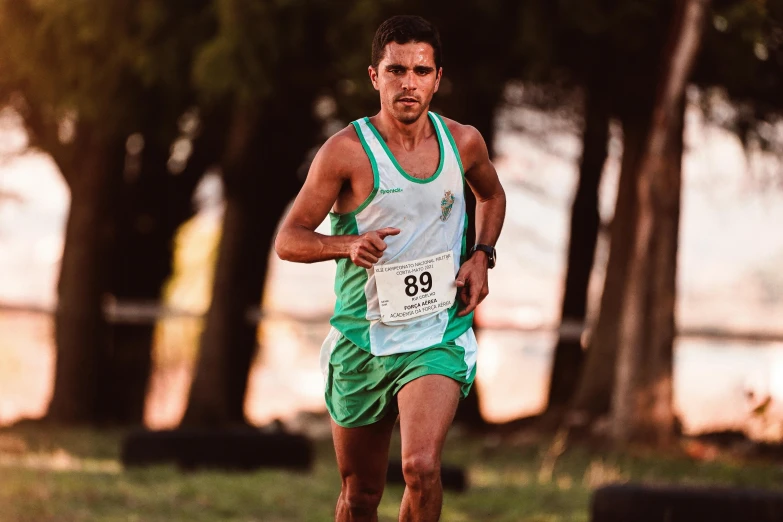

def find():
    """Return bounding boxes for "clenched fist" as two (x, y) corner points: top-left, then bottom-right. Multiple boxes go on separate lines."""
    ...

(349, 227), (400, 268)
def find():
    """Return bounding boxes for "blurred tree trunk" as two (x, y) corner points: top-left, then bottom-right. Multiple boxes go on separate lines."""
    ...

(47, 130), (120, 423)
(100, 115), (222, 425)
(180, 179), (267, 426)
(179, 6), (332, 428)
(5, 0), (217, 427)
(180, 96), (319, 427)
(101, 140), (171, 426)
(610, 107), (685, 445)
(611, 0), (708, 445)
(642, 97), (683, 442)
(46, 131), (209, 426)
(567, 111), (648, 422)
(545, 86), (610, 415)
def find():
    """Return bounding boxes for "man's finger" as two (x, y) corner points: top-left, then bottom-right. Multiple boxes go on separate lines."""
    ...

(468, 285), (481, 310)
(368, 234), (387, 252)
(457, 288), (471, 316)
(354, 252), (377, 268)
(459, 283), (471, 305)
(354, 258), (371, 269)
(364, 243), (384, 257)
(454, 265), (469, 288)
(457, 274), (480, 316)
(460, 293), (480, 316)
(376, 227), (401, 239)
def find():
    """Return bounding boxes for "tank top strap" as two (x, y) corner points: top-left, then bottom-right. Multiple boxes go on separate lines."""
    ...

(429, 112), (465, 177)
(351, 117), (386, 171)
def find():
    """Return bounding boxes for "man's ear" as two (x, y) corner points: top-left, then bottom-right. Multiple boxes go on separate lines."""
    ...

(368, 66), (380, 91)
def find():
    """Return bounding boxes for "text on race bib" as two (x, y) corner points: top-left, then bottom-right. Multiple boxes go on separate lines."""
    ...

(373, 251), (457, 324)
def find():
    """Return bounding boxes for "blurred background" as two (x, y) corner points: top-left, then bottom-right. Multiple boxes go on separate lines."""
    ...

(0, 0), (783, 521)
(1, 0), (783, 519)
(0, 0), (783, 441)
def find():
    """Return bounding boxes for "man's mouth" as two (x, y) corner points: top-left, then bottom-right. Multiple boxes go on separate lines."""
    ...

(397, 97), (419, 105)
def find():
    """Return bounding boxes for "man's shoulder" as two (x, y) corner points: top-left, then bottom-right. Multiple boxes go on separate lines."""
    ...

(435, 115), (486, 164)
(322, 124), (364, 154)
(314, 123), (368, 173)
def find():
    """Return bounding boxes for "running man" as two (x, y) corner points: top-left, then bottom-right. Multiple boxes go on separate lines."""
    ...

(275, 15), (506, 522)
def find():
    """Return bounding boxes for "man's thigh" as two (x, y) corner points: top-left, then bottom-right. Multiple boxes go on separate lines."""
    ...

(397, 374), (461, 460)
(331, 412), (397, 487)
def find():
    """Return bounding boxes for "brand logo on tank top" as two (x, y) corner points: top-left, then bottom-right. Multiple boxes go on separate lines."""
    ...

(380, 188), (403, 195)
(440, 190), (456, 222)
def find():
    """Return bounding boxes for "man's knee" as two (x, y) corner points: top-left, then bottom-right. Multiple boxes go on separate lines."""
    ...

(342, 482), (384, 516)
(402, 453), (440, 489)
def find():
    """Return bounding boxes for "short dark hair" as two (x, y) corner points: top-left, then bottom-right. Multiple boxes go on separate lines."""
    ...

(371, 15), (442, 71)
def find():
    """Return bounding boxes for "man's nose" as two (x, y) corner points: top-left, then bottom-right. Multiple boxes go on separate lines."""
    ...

(401, 71), (418, 90)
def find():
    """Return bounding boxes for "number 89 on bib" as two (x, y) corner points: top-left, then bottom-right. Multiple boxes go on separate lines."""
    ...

(373, 251), (457, 324)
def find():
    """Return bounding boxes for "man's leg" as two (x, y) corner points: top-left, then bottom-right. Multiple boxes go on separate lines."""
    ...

(396, 375), (461, 522)
(332, 412), (397, 522)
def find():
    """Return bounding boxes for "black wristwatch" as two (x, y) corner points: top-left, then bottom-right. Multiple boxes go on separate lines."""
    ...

(471, 244), (496, 269)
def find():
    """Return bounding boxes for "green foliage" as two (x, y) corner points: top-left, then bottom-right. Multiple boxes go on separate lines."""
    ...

(0, 2), (132, 127)
(0, 0), (385, 141)
(193, 0), (277, 104)
(2, 0), (781, 145)
(0, 0), (215, 147)
(698, 0), (783, 113)
(191, 0), (358, 110)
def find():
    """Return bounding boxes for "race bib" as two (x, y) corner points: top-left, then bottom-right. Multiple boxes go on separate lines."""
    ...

(374, 251), (457, 324)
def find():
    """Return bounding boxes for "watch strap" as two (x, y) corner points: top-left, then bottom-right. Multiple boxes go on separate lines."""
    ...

(471, 244), (496, 268)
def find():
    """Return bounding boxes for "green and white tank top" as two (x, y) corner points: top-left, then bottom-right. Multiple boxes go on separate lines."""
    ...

(329, 112), (473, 356)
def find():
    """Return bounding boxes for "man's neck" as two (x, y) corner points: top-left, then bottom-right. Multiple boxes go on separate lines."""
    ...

(372, 108), (433, 151)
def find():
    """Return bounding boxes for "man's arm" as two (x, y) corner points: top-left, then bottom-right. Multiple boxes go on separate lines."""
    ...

(451, 122), (507, 316)
(274, 129), (399, 268)
(462, 127), (506, 254)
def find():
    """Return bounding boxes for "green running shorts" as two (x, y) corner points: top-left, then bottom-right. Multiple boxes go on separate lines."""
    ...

(320, 327), (478, 428)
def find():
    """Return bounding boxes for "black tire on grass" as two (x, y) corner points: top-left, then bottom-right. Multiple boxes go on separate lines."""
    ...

(591, 483), (783, 522)
(121, 428), (313, 471)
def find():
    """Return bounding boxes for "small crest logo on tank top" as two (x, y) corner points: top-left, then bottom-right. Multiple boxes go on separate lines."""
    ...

(440, 190), (456, 222)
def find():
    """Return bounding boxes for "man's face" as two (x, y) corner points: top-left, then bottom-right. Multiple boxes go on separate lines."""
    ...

(369, 41), (442, 124)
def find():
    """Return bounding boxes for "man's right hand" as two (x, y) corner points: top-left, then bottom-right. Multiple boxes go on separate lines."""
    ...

(348, 227), (400, 268)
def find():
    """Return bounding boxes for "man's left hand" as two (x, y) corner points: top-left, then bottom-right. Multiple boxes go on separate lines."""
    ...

(454, 253), (489, 317)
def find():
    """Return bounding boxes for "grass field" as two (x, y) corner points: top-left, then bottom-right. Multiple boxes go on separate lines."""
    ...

(1, 423), (783, 522)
